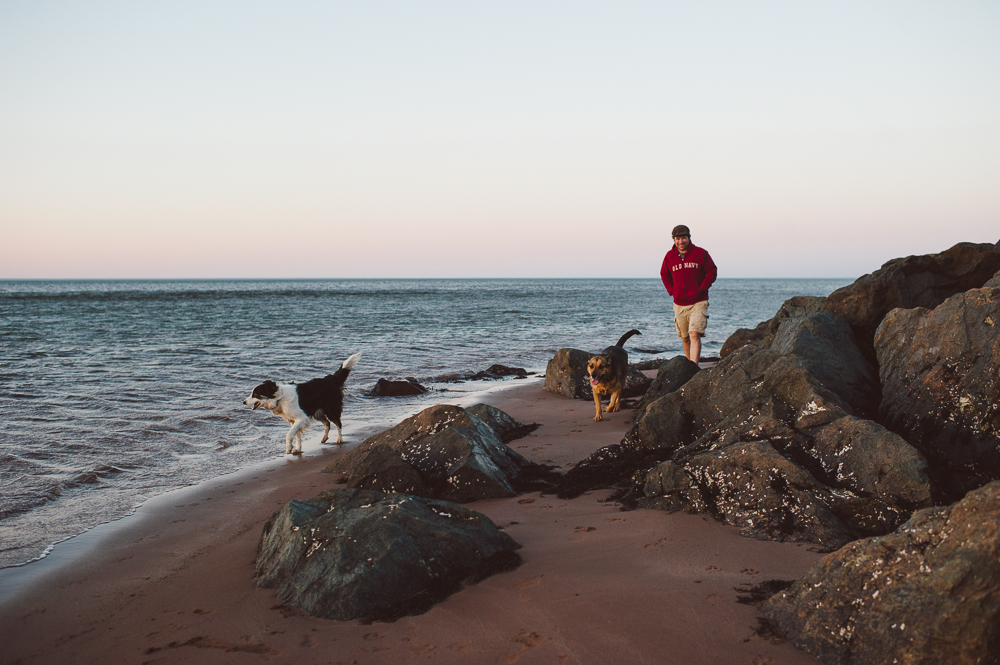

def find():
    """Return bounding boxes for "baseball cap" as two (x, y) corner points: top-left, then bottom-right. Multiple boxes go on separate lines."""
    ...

(671, 225), (691, 238)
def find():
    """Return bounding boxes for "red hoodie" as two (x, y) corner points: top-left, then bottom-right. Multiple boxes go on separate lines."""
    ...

(660, 244), (718, 306)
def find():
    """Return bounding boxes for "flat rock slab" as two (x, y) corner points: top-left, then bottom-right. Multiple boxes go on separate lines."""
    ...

(255, 488), (521, 623)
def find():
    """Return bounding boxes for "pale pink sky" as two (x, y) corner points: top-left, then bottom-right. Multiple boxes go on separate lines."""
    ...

(2, 1), (998, 279)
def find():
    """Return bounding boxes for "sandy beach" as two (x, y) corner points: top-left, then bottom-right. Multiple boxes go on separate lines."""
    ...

(0, 376), (823, 665)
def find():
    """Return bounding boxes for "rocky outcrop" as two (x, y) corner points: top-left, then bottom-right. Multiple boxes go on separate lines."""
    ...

(559, 310), (930, 548)
(327, 404), (536, 502)
(543, 348), (652, 400)
(256, 488), (521, 623)
(368, 378), (427, 397)
(763, 480), (1000, 665)
(719, 320), (768, 359)
(824, 241), (1000, 363)
(875, 284), (1000, 502)
(632, 356), (700, 422)
(720, 296), (827, 359)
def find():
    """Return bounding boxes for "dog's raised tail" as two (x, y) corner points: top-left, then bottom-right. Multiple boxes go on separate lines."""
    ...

(342, 352), (362, 371)
(616, 329), (641, 348)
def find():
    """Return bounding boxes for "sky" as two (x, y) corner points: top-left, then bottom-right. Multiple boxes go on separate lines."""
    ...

(1, 1), (998, 279)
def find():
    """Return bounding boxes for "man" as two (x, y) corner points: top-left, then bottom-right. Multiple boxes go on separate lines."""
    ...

(660, 225), (717, 365)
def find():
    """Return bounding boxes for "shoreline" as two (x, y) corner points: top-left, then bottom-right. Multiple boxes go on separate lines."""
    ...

(0, 376), (537, 604)
(0, 373), (822, 665)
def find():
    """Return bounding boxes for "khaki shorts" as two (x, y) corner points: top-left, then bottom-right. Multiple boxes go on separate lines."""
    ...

(673, 301), (709, 338)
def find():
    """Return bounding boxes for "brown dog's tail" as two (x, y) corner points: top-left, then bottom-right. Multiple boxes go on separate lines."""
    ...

(615, 329), (641, 348)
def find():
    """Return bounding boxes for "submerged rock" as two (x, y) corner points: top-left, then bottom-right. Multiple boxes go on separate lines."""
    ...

(875, 283), (1000, 502)
(763, 480), (1000, 665)
(469, 364), (529, 380)
(368, 378), (427, 397)
(256, 488), (521, 623)
(327, 404), (537, 502)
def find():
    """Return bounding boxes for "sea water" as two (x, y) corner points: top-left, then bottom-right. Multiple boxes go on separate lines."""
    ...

(0, 278), (849, 568)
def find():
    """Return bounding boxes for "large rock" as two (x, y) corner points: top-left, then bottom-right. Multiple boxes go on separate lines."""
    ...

(719, 319), (768, 359)
(875, 284), (1000, 502)
(543, 347), (652, 400)
(256, 488), (521, 622)
(632, 355), (700, 422)
(767, 310), (879, 419)
(327, 404), (534, 502)
(763, 480), (1000, 665)
(720, 296), (827, 359)
(560, 310), (929, 547)
(824, 241), (1000, 364)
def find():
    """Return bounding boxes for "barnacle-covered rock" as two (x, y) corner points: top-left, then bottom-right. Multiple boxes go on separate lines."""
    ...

(256, 488), (521, 622)
(562, 308), (930, 547)
(327, 404), (537, 502)
(875, 283), (1000, 502)
(763, 480), (1000, 665)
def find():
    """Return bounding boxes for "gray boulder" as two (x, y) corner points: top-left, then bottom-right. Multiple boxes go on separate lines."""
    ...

(763, 480), (1000, 665)
(768, 310), (879, 418)
(632, 355), (700, 422)
(543, 347), (652, 400)
(824, 241), (1000, 363)
(875, 284), (1000, 501)
(719, 319), (768, 359)
(720, 296), (827, 359)
(256, 488), (521, 622)
(327, 404), (534, 502)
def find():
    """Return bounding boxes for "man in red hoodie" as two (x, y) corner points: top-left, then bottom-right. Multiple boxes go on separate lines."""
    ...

(660, 225), (718, 365)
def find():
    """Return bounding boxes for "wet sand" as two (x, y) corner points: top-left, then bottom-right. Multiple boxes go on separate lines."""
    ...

(0, 377), (822, 665)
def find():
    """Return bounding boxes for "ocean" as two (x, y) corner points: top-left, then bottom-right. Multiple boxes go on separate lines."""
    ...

(0, 278), (850, 569)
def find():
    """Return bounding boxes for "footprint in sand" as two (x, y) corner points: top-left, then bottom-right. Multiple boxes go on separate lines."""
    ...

(500, 631), (544, 664)
(515, 575), (543, 590)
(574, 526), (596, 533)
(742, 568), (760, 576)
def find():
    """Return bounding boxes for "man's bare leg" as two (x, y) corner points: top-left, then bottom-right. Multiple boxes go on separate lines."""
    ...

(688, 331), (702, 365)
(682, 335), (691, 361)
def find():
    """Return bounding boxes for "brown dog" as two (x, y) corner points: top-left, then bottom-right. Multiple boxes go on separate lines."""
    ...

(587, 329), (641, 421)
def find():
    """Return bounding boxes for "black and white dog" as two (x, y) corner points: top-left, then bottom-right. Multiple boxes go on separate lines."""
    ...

(243, 353), (361, 455)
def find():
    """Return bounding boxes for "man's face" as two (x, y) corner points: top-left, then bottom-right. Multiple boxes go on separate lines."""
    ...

(673, 234), (691, 253)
